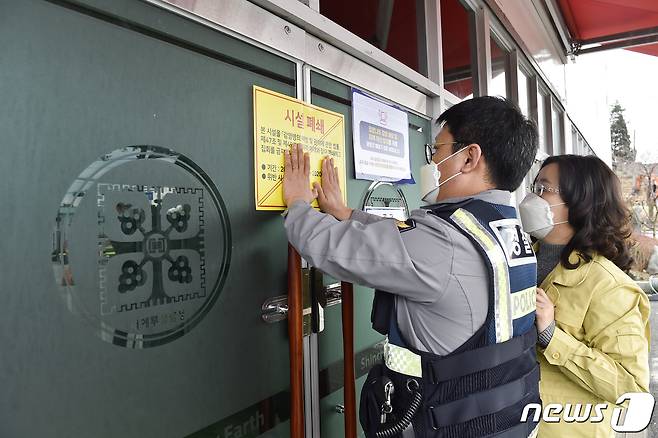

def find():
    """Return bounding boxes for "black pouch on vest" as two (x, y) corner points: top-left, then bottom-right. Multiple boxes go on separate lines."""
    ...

(359, 363), (393, 437)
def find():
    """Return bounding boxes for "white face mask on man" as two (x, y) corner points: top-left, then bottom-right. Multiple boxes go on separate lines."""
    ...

(420, 146), (468, 204)
(518, 193), (568, 239)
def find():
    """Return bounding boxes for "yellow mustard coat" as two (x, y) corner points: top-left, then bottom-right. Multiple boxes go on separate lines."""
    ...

(535, 247), (650, 438)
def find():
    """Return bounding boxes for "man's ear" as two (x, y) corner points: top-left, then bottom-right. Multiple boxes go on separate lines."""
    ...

(460, 144), (482, 174)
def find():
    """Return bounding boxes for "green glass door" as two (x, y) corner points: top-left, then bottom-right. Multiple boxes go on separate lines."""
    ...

(0, 1), (297, 437)
(309, 71), (430, 437)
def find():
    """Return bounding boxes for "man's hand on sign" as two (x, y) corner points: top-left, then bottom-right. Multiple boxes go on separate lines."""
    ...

(283, 144), (318, 206)
(314, 157), (353, 221)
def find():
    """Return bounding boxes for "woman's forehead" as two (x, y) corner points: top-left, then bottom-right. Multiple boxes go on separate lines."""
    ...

(538, 162), (559, 183)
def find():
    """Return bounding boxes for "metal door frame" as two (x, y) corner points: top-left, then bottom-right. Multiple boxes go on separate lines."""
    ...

(300, 63), (433, 437)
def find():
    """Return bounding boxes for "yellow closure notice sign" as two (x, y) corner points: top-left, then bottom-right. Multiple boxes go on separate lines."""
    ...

(253, 86), (346, 211)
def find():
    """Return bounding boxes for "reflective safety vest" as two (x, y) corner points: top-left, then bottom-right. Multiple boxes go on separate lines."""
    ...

(361, 199), (541, 438)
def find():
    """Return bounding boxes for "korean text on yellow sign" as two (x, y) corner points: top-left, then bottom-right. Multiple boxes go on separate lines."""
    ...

(253, 86), (346, 211)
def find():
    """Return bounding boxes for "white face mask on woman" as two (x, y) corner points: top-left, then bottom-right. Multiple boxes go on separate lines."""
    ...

(518, 193), (568, 239)
(419, 146), (468, 204)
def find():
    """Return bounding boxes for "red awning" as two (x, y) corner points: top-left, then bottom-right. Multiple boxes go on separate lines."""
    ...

(556, 0), (658, 56)
(629, 44), (658, 57)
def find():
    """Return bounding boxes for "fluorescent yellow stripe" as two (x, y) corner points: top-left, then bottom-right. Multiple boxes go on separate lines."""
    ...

(512, 286), (537, 320)
(384, 339), (423, 378)
(451, 209), (512, 342)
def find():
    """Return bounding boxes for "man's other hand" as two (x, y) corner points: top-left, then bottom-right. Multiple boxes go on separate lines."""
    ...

(314, 157), (352, 221)
(283, 143), (317, 207)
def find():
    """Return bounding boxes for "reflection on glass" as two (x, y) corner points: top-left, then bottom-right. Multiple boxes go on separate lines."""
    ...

(321, 1), (425, 74)
(490, 35), (508, 98)
(441, 0), (474, 99)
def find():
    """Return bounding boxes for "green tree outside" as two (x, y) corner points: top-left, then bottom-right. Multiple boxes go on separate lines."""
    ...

(610, 101), (636, 165)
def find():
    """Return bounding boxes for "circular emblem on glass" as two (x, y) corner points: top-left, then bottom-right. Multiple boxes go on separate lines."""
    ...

(51, 146), (231, 348)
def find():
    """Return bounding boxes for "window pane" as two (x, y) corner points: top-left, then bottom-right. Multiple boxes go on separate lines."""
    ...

(441, 0), (474, 99)
(321, 0), (426, 74)
(518, 68), (530, 117)
(489, 36), (509, 98)
(571, 127), (578, 155)
(579, 136), (586, 156)
(537, 92), (547, 155)
(552, 103), (563, 155)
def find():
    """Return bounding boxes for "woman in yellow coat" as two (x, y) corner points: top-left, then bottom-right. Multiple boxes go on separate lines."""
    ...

(518, 155), (650, 438)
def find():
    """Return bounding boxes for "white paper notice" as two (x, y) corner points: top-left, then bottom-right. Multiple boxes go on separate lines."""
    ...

(352, 89), (412, 182)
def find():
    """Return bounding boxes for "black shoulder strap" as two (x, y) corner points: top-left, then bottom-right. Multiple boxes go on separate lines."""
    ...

(371, 290), (394, 335)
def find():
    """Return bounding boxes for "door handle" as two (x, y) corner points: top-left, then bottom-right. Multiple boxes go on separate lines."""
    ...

(260, 273), (343, 326)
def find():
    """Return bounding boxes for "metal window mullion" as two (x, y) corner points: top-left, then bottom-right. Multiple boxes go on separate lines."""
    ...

(472, 5), (491, 96)
(544, 92), (554, 156)
(510, 52), (526, 206)
(424, 0), (442, 86)
(301, 64), (321, 438)
(374, 0), (395, 50)
(430, 95), (441, 143)
(416, 0), (429, 77)
(555, 103), (565, 154)
(528, 75), (538, 126)
(508, 50), (519, 105)
(550, 99), (560, 154)
(424, 0), (443, 140)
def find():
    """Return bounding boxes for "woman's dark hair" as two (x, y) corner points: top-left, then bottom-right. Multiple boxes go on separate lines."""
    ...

(539, 155), (634, 271)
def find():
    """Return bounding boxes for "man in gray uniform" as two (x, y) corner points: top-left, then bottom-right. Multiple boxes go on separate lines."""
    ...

(282, 96), (539, 437)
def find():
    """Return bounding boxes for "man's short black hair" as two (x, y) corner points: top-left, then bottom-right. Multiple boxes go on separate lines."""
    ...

(437, 96), (538, 192)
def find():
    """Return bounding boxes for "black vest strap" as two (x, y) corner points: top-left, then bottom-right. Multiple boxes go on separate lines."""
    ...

(428, 365), (540, 428)
(487, 421), (537, 438)
(371, 290), (394, 335)
(426, 329), (537, 384)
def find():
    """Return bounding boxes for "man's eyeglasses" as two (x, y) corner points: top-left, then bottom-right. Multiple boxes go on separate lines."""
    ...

(530, 183), (560, 197)
(424, 141), (466, 164)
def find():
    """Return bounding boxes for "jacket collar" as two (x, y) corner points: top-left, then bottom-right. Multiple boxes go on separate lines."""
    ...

(533, 242), (593, 287)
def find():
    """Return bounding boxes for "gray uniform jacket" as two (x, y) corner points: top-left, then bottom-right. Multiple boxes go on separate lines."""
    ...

(283, 189), (514, 355)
